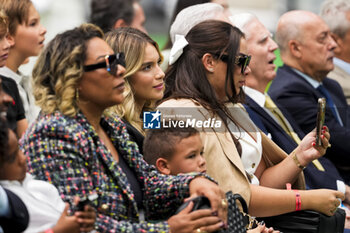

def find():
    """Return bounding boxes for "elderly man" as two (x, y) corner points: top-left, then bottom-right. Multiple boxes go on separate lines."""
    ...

(231, 13), (350, 200)
(268, 10), (350, 183)
(321, 0), (350, 104)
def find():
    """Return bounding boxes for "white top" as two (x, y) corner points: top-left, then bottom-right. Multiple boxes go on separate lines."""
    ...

(0, 173), (65, 233)
(228, 105), (262, 185)
(0, 67), (40, 124)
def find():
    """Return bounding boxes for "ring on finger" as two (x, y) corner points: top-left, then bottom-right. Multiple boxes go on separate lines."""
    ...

(196, 229), (208, 233)
(221, 199), (228, 208)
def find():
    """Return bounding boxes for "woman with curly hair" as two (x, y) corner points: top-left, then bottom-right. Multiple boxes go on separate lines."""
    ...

(20, 23), (228, 233)
(105, 27), (164, 152)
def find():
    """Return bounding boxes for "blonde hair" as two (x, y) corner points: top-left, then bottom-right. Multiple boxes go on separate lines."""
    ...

(33, 23), (104, 117)
(0, 0), (32, 35)
(0, 9), (9, 35)
(105, 27), (163, 135)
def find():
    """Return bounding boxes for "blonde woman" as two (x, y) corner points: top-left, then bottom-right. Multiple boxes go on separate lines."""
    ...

(105, 27), (164, 152)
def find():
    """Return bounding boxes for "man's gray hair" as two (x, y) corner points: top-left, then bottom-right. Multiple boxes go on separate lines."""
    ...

(170, 3), (225, 44)
(230, 13), (257, 39)
(320, 0), (350, 38)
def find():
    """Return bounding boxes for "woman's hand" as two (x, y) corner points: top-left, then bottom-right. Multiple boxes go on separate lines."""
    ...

(168, 201), (224, 233)
(295, 126), (330, 166)
(247, 223), (280, 233)
(52, 203), (80, 233)
(188, 177), (227, 225)
(301, 189), (344, 216)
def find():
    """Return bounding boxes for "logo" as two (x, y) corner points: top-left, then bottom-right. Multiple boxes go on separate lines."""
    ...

(143, 110), (161, 129)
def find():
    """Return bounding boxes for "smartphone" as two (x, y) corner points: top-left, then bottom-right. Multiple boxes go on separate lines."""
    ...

(315, 98), (326, 146)
(75, 193), (98, 212)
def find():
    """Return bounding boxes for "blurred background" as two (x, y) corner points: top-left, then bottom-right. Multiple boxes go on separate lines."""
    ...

(21, 0), (325, 75)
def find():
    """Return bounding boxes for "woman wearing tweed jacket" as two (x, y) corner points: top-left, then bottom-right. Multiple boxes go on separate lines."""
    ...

(19, 23), (227, 233)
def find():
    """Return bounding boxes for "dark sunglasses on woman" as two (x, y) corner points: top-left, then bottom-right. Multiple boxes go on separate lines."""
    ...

(217, 53), (251, 75)
(83, 53), (126, 76)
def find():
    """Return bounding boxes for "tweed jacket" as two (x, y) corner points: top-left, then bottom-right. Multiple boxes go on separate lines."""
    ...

(158, 98), (305, 206)
(20, 111), (204, 233)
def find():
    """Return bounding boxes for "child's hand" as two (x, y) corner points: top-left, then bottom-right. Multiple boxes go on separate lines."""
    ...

(74, 204), (96, 232)
(52, 203), (80, 233)
(73, 196), (96, 232)
(168, 201), (225, 233)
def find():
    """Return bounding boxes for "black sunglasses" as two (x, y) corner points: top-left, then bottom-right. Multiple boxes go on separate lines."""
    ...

(218, 53), (251, 74)
(83, 53), (126, 76)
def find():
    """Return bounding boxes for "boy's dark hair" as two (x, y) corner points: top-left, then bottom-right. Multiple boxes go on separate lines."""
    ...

(0, 117), (10, 167)
(89, 0), (134, 33)
(143, 126), (199, 166)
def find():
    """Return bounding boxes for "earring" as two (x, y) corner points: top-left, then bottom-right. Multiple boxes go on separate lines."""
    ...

(209, 68), (214, 72)
(75, 89), (79, 101)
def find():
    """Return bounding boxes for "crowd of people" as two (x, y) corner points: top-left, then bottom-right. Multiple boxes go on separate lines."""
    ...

(0, 0), (350, 232)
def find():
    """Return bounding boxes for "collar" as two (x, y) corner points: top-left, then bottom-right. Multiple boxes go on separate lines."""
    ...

(243, 86), (266, 107)
(291, 68), (321, 89)
(333, 57), (350, 74)
(0, 66), (22, 84)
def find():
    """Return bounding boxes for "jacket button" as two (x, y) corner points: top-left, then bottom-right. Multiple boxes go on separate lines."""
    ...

(101, 204), (108, 211)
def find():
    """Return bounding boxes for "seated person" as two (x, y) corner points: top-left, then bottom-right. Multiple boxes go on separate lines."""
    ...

(143, 127), (279, 233)
(0, 118), (95, 233)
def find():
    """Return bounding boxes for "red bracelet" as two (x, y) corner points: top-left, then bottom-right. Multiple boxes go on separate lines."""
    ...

(294, 190), (301, 211)
(45, 229), (54, 233)
(286, 183), (301, 211)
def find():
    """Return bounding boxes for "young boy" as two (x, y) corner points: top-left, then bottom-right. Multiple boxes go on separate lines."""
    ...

(143, 126), (206, 175)
(143, 127), (277, 233)
(0, 0), (46, 124)
(0, 8), (26, 137)
(0, 118), (96, 233)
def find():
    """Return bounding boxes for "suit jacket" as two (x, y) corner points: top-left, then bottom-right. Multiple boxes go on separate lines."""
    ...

(20, 111), (205, 232)
(244, 94), (344, 190)
(269, 64), (350, 181)
(328, 63), (350, 105)
(158, 98), (305, 205)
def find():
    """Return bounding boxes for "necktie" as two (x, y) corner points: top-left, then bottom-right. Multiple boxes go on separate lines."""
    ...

(264, 95), (301, 144)
(264, 95), (325, 171)
(317, 85), (343, 126)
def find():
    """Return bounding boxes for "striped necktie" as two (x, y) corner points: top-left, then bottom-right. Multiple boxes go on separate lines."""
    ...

(264, 95), (325, 171)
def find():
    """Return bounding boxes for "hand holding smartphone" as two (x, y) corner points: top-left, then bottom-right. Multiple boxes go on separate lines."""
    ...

(74, 193), (98, 212)
(316, 98), (326, 146)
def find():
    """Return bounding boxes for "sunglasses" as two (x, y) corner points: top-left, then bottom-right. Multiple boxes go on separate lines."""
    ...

(218, 53), (251, 74)
(83, 53), (126, 76)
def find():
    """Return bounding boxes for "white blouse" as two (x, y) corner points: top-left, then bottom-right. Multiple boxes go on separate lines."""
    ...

(228, 119), (262, 185)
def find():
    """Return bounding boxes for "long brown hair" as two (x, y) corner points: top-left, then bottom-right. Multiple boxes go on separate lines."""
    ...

(163, 20), (245, 154)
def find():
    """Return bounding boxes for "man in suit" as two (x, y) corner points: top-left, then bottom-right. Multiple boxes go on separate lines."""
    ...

(231, 13), (350, 199)
(321, 0), (350, 104)
(268, 10), (350, 184)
